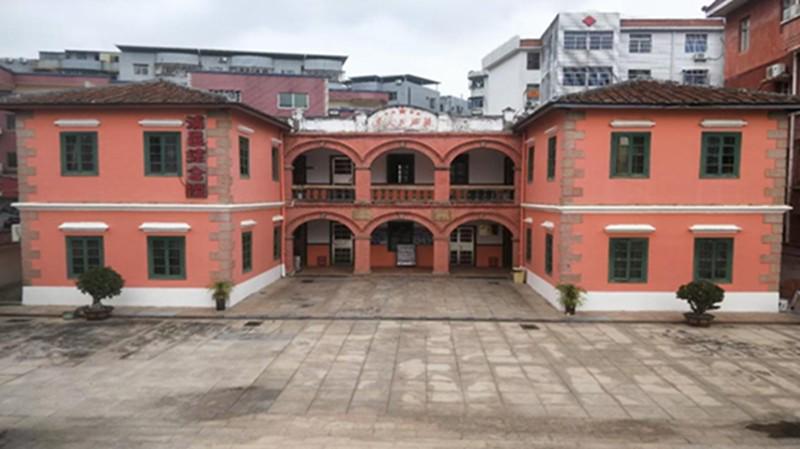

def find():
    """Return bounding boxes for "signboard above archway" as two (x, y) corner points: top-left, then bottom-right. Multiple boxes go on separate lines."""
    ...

(367, 107), (438, 132)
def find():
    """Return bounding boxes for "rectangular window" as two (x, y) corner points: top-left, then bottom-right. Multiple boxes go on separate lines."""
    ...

(450, 154), (469, 185)
(701, 132), (741, 178)
(60, 132), (98, 175)
(271, 144), (281, 182)
(589, 32), (614, 50)
(133, 63), (149, 75)
(611, 132), (650, 178)
(278, 92), (309, 109)
(683, 69), (709, 86)
(608, 238), (648, 283)
(387, 153), (415, 184)
(148, 236), (185, 280)
(242, 231), (252, 273)
(547, 136), (557, 180)
(388, 91), (398, 101)
(5, 114), (15, 130)
(694, 238), (733, 283)
(527, 146), (534, 183)
(784, 0), (800, 21)
(739, 17), (750, 53)
(144, 132), (181, 176)
(544, 234), (553, 275)
(685, 33), (708, 53)
(628, 69), (652, 81)
(273, 225), (282, 260)
(469, 96), (484, 109)
(629, 34), (652, 53)
(239, 136), (250, 178)
(210, 89), (241, 102)
(525, 228), (532, 262)
(564, 31), (588, 50)
(66, 236), (104, 278)
(564, 67), (613, 87)
(6, 152), (17, 170)
(526, 51), (540, 70)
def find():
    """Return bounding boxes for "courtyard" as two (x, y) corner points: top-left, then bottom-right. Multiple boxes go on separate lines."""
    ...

(0, 314), (799, 448)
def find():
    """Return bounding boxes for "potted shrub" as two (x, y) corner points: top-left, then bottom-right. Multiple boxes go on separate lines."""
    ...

(209, 280), (233, 311)
(677, 280), (725, 327)
(75, 267), (125, 321)
(556, 283), (586, 316)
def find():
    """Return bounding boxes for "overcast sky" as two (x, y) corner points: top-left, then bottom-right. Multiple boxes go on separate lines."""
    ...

(1, 0), (712, 96)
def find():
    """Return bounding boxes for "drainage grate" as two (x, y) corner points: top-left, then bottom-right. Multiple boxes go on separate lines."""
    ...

(519, 323), (540, 330)
(244, 321), (262, 327)
(746, 421), (800, 439)
(301, 279), (314, 284)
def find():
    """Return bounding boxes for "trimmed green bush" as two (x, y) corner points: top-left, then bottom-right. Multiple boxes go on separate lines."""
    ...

(76, 266), (125, 307)
(556, 283), (586, 314)
(677, 280), (724, 315)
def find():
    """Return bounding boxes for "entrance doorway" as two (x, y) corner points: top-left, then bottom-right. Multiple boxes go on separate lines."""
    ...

(369, 220), (433, 271)
(292, 219), (354, 273)
(331, 222), (353, 265)
(449, 221), (514, 270)
(450, 226), (475, 266)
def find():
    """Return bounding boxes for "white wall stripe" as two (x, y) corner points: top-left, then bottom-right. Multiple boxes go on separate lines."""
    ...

(54, 119), (100, 128)
(58, 222), (109, 232)
(138, 119), (184, 127)
(522, 203), (791, 214)
(13, 201), (285, 212)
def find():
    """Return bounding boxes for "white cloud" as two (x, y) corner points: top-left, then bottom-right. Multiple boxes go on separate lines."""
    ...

(0, 0), (712, 97)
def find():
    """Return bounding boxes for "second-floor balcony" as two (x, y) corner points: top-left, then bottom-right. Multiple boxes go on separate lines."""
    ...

(290, 147), (516, 206)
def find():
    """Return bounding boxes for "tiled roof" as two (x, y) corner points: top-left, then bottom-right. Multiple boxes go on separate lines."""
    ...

(621, 18), (724, 28)
(514, 80), (800, 130)
(0, 80), (290, 129)
(0, 80), (228, 105)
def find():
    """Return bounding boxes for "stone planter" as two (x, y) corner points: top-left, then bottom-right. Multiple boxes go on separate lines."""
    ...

(83, 305), (113, 321)
(215, 296), (227, 311)
(684, 312), (715, 327)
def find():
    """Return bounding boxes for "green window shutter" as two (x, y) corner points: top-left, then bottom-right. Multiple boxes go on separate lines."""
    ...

(278, 93), (293, 108)
(239, 136), (250, 178)
(694, 238), (734, 282)
(60, 132), (98, 176)
(242, 232), (253, 273)
(273, 225), (282, 260)
(66, 236), (104, 278)
(525, 228), (532, 262)
(700, 132), (740, 178)
(527, 146), (534, 183)
(546, 136), (557, 180)
(610, 132), (650, 178)
(608, 238), (648, 283)
(144, 132), (182, 176)
(544, 233), (553, 274)
(147, 236), (186, 280)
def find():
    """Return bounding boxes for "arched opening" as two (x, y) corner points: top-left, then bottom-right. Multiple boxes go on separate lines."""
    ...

(369, 220), (435, 273)
(370, 149), (436, 203)
(291, 148), (356, 203)
(449, 148), (515, 203)
(292, 219), (355, 274)
(449, 220), (514, 275)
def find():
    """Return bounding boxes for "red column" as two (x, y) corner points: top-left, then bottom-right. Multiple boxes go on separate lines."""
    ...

(434, 167), (450, 203)
(284, 166), (294, 202)
(354, 236), (371, 275)
(355, 167), (372, 204)
(433, 237), (450, 275)
(512, 237), (520, 268)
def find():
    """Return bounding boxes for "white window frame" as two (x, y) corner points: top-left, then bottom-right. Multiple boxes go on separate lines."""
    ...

(739, 17), (750, 53)
(683, 69), (709, 86)
(685, 34), (708, 53)
(784, 0), (800, 22)
(133, 63), (149, 76)
(277, 92), (309, 109)
(628, 69), (652, 81)
(564, 67), (613, 87)
(629, 34), (652, 53)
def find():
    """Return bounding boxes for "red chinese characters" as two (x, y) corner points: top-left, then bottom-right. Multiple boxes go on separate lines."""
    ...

(185, 115), (208, 198)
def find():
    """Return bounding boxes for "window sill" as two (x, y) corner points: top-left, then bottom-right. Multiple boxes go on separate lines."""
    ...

(781, 14), (800, 27)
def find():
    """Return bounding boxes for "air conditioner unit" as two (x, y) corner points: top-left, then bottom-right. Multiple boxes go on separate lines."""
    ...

(219, 57), (229, 63)
(767, 63), (787, 80)
(693, 53), (708, 62)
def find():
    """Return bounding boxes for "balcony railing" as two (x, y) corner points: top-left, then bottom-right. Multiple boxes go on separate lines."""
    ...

(371, 185), (434, 203)
(450, 185), (515, 203)
(292, 185), (355, 203)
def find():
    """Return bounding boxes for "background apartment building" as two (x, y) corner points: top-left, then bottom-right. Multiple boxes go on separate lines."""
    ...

(346, 74), (468, 115)
(469, 12), (725, 115)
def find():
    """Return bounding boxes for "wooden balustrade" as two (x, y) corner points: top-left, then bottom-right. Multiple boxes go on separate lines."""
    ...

(450, 185), (515, 203)
(371, 185), (435, 203)
(292, 185), (355, 203)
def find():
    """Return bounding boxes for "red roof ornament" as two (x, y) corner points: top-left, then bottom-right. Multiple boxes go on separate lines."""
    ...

(583, 16), (596, 27)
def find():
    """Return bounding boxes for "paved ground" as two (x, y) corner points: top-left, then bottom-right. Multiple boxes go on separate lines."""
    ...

(1, 317), (799, 448)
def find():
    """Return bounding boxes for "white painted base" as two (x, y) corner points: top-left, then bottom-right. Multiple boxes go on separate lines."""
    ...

(525, 269), (780, 313)
(22, 264), (284, 308)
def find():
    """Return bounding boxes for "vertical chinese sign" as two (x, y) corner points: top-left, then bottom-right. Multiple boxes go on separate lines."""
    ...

(185, 115), (208, 198)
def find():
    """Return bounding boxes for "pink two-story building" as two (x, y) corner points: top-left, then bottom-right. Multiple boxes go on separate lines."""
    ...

(3, 79), (799, 312)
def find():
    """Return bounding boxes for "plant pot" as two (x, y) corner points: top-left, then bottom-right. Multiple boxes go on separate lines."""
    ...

(84, 304), (113, 321)
(684, 312), (715, 327)
(564, 304), (576, 316)
(215, 297), (227, 311)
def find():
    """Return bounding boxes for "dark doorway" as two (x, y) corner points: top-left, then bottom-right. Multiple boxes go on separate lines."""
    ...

(451, 154), (469, 185)
(503, 156), (514, 186)
(292, 155), (307, 185)
(387, 154), (415, 184)
(293, 223), (308, 268)
(388, 221), (414, 251)
(502, 227), (513, 268)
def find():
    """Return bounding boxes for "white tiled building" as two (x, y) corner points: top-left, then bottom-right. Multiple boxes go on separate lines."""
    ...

(469, 12), (725, 115)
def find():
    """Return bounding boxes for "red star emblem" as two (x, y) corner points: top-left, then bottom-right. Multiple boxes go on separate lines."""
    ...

(583, 16), (596, 27)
